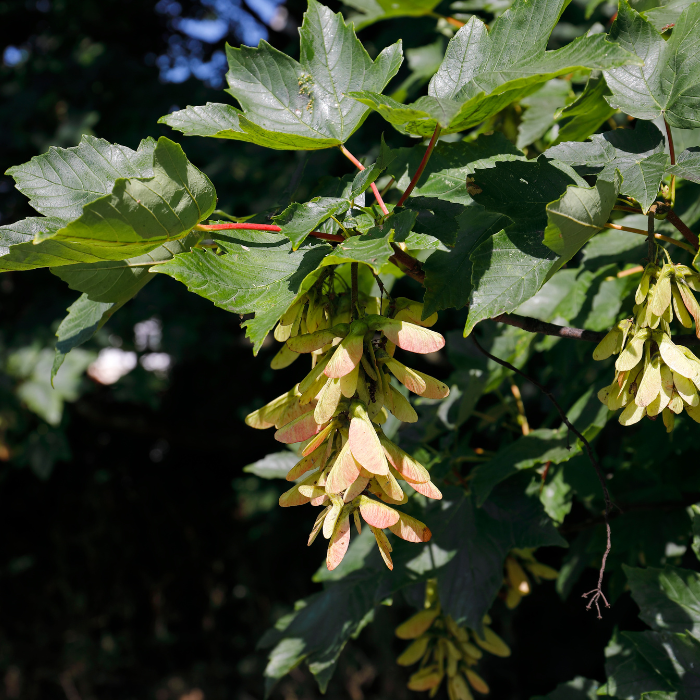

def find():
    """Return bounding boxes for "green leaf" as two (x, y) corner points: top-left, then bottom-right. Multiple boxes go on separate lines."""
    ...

(530, 676), (600, 700)
(553, 71), (617, 145)
(546, 120), (668, 212)
(692, 504), (700, 561)
(319, 228), (394, 273)
(51, 232), (201, 302)
(259, 566), (379, 695)
(243, 452), (298, 479)
(641, 0), (697, 32)
(386, 132), (525, 205)
(5, 135), (155, 222)
(468, 156), (585, 225)
(155, 230), (331, 354)
(156, 103), (247, 140)
(422, 208), (508, 317)
(465, 226), (558, 336)
(604, 1), (700, 128)
(471, 428), (580, 506)
(350, 0), (640, 137)
(624, 564), (700, 636)
(342, 0), (441, 29)
(0, 217), (110, 271)
(543, 172), (620, 279)
(52, 295), (123, 380)
(49, 233), (201, 378)
(273, 197), (349, 249)
(516, 79), (572, 149)
(8, 346), (94, 426)
(162, 0), (402, 150)
(37, 137), (216, 258)
(603, 630), (700, 700)
(668, 147), (700, 184)
(428, 480), (566, 629)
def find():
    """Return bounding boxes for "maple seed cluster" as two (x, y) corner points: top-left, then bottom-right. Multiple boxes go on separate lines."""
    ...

(594, 257), (700, 432)
(395, 582), (509, 699)
(502, 548), (559, 609)
(245, 270), (449, 570)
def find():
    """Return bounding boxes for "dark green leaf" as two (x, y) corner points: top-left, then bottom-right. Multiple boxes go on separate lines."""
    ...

(604, 630), (700, 700)
(429, 480), (566, 629)
(624, 564), (700, 636)
(387, 133), (524, 205)
(604, 1), (700, 128)
(465, 226), (558, 336)
(422, 208), (508, 317)
(469, 157), (584, 225)
(530, 676), (600, 700)
(692, 504), (700, 561)
(471, 428), (580, 506)
(547, 121), (668, 212)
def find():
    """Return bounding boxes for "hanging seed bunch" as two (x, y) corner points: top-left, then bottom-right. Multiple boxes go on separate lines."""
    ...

(245, 266), (449, 570)
(502, 548), (559, 609)
(594, 253), (700, 432)
(395, 580), (508, 700)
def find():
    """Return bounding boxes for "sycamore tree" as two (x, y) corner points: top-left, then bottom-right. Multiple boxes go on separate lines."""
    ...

(3, 0), (700, 697)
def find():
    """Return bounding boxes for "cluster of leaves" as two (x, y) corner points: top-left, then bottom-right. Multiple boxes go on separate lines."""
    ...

(3, 0), (700, 697)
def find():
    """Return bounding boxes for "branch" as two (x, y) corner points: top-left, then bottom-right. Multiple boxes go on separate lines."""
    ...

(389, 244), (425, 283)
(494, 313), (605, 342)
(667, 210), (699, 250)
(396, 126), (442, 208)
(471, 335), (613, 618)
(194, 222), (344, 243)
(604, 222), (696, 254)
(495, 313), (699, 347)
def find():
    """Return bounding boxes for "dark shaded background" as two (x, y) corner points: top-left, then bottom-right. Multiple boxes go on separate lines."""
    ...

(0, 1), (690, 699)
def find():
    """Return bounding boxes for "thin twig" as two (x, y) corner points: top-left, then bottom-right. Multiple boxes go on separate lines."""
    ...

(194, 222), (344, 243)
(396, 126), (442, 208)
(340, 145), (390, 216)
(509, 379), (530, 435)
(604, 222), (696, 254)
(617, 265), (644, 278)
(471, 335), (613, 618)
